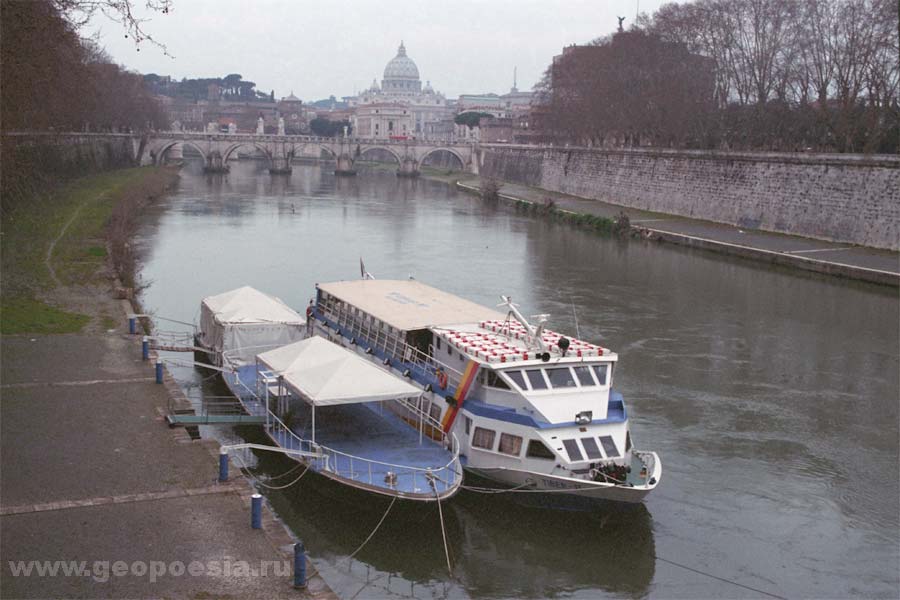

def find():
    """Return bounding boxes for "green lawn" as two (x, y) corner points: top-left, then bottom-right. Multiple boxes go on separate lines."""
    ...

(0, 167), (171, 335)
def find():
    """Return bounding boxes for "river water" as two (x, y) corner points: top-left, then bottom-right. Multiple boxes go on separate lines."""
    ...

(136, 160), (899, 599)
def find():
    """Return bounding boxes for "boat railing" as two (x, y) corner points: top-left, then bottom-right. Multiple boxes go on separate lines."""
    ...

(264, 405), (461, 497)
(317, 305), (464, 389)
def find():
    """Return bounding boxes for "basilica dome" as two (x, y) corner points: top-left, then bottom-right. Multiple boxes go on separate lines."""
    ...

(383, 42), (420, 81)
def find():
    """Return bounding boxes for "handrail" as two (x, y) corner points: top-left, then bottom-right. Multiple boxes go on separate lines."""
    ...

(315, 303), (464, 387)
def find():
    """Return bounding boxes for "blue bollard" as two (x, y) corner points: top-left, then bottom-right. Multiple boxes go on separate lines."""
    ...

(293, 541), (307, 589)
(251, 493), (262, 529)
(142, 336), (149, 361)
(128, 316), (136, 334)
(218, 449), (228, 482)
(155, 359), (163, 384)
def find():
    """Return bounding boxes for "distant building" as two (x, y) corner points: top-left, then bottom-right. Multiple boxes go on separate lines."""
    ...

(348, 42), (453, 138)
(353, 103), (414, 139)
(277, 92), (307, 134)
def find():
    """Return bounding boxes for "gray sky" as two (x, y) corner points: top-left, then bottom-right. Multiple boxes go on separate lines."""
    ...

(89, 0), (674, 101)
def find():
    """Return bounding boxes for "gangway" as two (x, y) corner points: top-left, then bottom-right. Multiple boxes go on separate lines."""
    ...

(166, 396), (267, 426)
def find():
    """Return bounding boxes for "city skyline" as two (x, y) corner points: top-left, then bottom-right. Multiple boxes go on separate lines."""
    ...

(86, 0), (675, 101)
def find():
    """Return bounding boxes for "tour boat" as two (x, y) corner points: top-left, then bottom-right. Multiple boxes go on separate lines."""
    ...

(309, 278), (661, 505)
(195, 286), (462, 502)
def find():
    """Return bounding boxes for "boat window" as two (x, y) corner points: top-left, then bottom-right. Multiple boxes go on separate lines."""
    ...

(546, 367), (578, 389)
(429, 402), (442, 422)
(505, 370), (526, 390)
(581, 437), (603, 459)
(472, 427), (496, 450)
(498, 433), (523, 456)
(593, 364), (609, 386)
(599, 435), (620, 458)
(435, 337), (441, 350)
(526, 440), (555, 459)
(465, 417), (471, 435)
(485, 370), (510, 390)
(526, 369), (548, 391)
(573, 366), (594, 387)
(625, 431), (632, 452)
(562, 439), (584, 462)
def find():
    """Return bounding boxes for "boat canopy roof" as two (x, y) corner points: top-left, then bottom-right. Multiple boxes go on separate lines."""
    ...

(257, 336), (421, 406)
(317, 280), (503, 331)
(202, 286), (304, 325)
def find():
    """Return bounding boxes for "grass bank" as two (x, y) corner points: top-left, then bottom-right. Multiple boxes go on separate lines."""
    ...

(0, 167), (178, 334)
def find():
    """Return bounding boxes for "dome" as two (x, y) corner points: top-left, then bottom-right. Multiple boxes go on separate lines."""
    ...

(383, 41), (420, 81)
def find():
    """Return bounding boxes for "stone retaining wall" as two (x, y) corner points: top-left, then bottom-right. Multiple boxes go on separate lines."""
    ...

(479, 145), (900, 250)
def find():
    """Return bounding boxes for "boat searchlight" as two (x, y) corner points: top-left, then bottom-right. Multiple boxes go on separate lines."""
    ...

(575, 411), (593, 425)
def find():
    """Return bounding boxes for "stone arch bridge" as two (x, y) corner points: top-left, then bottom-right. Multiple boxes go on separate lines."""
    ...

(142, 131), (479, 176)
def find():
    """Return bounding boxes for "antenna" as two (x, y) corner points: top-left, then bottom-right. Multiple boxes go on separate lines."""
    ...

(571, 300), (581, 339)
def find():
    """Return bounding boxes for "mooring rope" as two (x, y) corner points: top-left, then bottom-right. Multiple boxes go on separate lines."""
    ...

(341, 496), (398, 564)
(428, 476), (453, 579)
(234, 452), (310, 490)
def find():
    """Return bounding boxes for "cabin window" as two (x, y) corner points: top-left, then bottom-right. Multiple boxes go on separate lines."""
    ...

(573, 366), (594, 387)
(581, 437), (603, 459)
(472, 427), (496, 450)
(429, 402), (442, 422)
(498, 433), (523, 456)
(593, 364), (609, 386)
(562, 439), (584, 462)
(625, 431), (632, 452)
(505, 370), (526, 390)
(485, 370), (510, 390)
(525, 369), (548, 391)
(435, 337), (441, 350)
(526, 440), (555, 459)
(465, 417), (471, 435)
(599, 435), (620, 458)
(448, 346), (453, 356)
(546, 367), (578, 389)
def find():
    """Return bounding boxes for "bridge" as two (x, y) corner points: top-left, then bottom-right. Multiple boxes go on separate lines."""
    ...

(142, 131), (480, 176)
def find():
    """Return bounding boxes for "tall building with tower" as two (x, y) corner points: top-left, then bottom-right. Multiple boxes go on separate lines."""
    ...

(349, 42), (453, 139)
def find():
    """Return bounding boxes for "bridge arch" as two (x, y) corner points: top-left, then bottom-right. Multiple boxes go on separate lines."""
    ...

(318, 145), (338, 159)
(221, 142), (273, 164)
(358, 146), (403, 165)
(152, 140), (207, 166)
(417, 147), (466, 171)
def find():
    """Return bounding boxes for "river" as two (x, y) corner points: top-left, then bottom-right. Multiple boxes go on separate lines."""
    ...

(136, 159), (899, 599)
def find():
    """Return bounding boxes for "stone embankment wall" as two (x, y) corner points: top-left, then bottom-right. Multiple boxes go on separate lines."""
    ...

(478, 145), (900, 251)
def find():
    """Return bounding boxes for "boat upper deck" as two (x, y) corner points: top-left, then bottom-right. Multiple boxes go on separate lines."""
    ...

(432, 319), (617, 366)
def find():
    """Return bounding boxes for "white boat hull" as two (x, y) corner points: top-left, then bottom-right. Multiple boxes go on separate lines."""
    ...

(466, 451), (661, 505)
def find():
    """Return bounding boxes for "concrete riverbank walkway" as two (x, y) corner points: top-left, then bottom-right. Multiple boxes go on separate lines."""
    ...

(454, 177), (898, 286)
(0, 323), (335, 598)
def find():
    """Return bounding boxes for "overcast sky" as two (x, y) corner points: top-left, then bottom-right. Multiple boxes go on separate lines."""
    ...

(88, 0), (674, 101)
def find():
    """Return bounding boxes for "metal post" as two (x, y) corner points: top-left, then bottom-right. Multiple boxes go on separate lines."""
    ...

(142, 336), (149, 361)
(293, 541), (307, 589)
(155, 359), (163, 384)
(128, 315), (137, 334)
(218, 448), (229, 482)
(251, 493), (262, 529)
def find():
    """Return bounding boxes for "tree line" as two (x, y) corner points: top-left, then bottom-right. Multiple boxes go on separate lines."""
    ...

(143, 73), (275, 103)
(535, 0), (898, 153)
(1, 0), (167, 133)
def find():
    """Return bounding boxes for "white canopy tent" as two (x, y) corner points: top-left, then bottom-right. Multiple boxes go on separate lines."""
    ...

(199, 286), (306, 366)
(257, 336), (422, 443)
